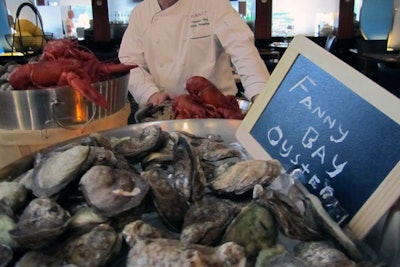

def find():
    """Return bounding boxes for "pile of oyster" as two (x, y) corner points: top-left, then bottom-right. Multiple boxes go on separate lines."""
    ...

(0, 125), (383, 266)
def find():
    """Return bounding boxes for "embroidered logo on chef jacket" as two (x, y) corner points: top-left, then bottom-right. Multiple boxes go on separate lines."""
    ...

(189, 10), (211, 39)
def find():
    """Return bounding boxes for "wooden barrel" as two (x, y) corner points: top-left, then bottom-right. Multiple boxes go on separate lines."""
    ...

(0, 103), (131, 169)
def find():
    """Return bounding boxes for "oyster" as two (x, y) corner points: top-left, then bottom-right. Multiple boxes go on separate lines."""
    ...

(181, 195), (239, 246)
(140, 134), (175, 171)
(90, 146), (121, 167)
(293, 241), (356, 267)
(254, 184), (322, 241)
(172, 136), (206, 202)
(222, 201), (278, 262)
(0, 244), (12, 267)
(15, 249), (64, 267)
(208, 159), (282, 196)
(196, 139), (242, 162)
(126, 239), (246, 267)
(68, 206), (110, 234)
(290, 182), (364, 261)
(14, 168), (35, 191)
(33, 142), (83, 167)
(80, 132), (113, 150)
(0, 200), (14, 219)
(114, 125), (169, 161)
(9, 197), (71, 249)
(0, 181), (28, 212)
(0, 214), (19, 249)
(32, 145), (96, 197)
(122, 220), (177, 247)
(90, 146), (138, 173)
(79, 165), (149, 218)
(202, 157), (243, 182)
(141, 168), (189, 232)
(134, 100), (174, 122)
(195, 139), (244, 182)
(255, 247), (307, 267)
(63, 224), (122, 267)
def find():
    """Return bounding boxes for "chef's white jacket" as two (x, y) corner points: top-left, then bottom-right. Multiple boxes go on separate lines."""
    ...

(119, 0), (270, 107)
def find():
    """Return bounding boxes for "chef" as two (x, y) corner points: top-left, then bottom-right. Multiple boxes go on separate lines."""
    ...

(119, 0), (269, 108)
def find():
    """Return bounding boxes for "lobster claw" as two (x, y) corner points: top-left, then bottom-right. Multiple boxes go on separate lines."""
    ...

(66, 72), (109, 109)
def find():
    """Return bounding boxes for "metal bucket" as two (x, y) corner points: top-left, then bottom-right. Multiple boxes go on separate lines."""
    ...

(0, 103), (131, 169)
(0, 72), (129, 130)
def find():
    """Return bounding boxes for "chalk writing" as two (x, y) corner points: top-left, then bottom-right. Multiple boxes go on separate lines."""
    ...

(266, 74), (349, 194)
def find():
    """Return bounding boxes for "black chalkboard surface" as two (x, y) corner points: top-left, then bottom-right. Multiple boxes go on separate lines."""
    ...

(237, 35), (400, 240)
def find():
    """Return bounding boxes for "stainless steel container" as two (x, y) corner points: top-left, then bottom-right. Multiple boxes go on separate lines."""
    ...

(0, 72), (129, 130)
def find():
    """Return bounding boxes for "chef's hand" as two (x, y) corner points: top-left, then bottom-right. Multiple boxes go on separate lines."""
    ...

(148, 92), (170, 106)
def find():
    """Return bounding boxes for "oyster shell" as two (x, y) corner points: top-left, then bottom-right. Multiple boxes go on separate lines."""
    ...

(0, 200), (14, 219)
(79, 165), (149, 218)
(0, 181), (28, 212)
(9, 197), (71, 249)
(114, 125), (169, 161)
(68, 206), (110, 234)
(202, 157), (243, 182)
(253, 184), (322, 241)
(122, 220), (177, 247)
(290, 182), (364, 262)
(32, 145), (96, 197)
(0, 214), (19, 249)
(181, 195), (239, 246)
(89, 146), (138, 173)
(0, 244), (12, 267)
(209, 159), (282, 196)
(172, 136), (207, 202)
(63, 223), (122, 267)
(141, 168), (189, 232)
(126, 239), (246, 267)
(15, 249), (64, 267)
(134, 100), (174, 123)
(196, 139), (242, 162)
(140, 134), (175, 171)
(14, 168), (34, 191)
(80, 132), (113, 150)
(255, 247), (307, 267)
(293, 241), (356, 267)
(222, 201), (278, 262)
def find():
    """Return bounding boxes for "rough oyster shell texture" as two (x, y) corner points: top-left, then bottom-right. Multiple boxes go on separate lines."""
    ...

(0, 124), (379, 266)
(209, 159), (282, 195)
(126, 239), (246, 267)
(79, 165), (149, 217)
(8, 197), (71, 249)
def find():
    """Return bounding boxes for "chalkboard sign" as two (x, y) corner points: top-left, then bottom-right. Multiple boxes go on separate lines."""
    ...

(237, 35), (400, 240)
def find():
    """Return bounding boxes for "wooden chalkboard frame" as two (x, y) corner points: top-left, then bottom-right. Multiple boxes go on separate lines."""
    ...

(236, 35), (400, 240)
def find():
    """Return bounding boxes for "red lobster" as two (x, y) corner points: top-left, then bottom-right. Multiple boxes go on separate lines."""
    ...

(9, 39), (137, 109)
(173, 76), (244, 119)
(173, 94), (217, 119)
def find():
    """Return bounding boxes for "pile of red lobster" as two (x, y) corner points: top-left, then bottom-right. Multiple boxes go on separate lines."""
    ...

(173, 76), (244, 120)
(8, 39), (137, 109)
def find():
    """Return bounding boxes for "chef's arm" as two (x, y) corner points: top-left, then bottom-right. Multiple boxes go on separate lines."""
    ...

(118, 12), (161, 107)
(214, 2), (270, 101)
